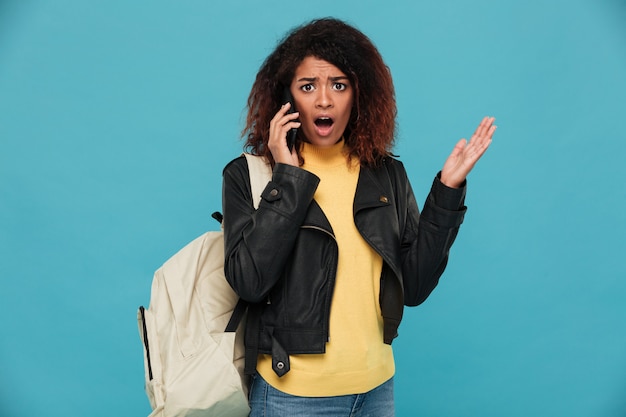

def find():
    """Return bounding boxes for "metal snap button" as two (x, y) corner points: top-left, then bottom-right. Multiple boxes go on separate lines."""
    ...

(270, 189), (279, 197)
(276, 361), (285, 370)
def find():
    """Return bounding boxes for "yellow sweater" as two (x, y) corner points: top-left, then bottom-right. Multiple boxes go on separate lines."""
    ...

(257, 140), (395, 396)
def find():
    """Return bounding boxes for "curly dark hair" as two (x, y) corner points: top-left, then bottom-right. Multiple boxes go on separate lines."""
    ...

(242, 18), (397, 167)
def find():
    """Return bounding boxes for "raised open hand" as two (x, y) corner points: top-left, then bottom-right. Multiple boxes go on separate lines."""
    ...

(440, 116), (496, 188)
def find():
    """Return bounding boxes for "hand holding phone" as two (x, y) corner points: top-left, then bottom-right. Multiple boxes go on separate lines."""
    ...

(282, 87), (299, 151)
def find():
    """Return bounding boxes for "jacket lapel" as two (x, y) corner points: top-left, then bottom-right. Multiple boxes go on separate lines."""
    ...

(301, 199), (334, 235)
(353, 165), (402, 279)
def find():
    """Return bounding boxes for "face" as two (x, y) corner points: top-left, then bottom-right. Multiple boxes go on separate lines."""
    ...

(290, 56), (354, 148)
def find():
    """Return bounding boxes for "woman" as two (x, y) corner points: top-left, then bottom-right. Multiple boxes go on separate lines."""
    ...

(222, 18), (495, 416)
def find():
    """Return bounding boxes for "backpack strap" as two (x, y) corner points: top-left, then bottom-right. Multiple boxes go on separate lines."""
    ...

(243, 303), (263, 375)
(243, 153), (272, 210)
(225, 298), (248, 332)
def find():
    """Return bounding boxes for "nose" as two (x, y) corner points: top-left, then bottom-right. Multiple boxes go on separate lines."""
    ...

(315, 86), (333, 109)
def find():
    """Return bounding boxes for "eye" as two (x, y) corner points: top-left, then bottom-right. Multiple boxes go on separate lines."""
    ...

(333, 83), (348, 91)
(300, 84), (315, 92)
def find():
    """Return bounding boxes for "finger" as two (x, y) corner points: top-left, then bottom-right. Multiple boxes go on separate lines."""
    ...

(280, 101), (293, 114)
(274, 111), (300, 129)
(450, 138), (467, 158)
(283, 111), (300, 124)
(269, 110), (300, 140)
(269, 117), (301, 150)
(474, 116), (494, 138)
(470, 116), (489, 138)
(473, 123), (496, 148)
(455, 138), (467, 150)
(467, 135), (491, 157)
(269, 108), (283, 131)
(274, 114), (300, 141)
(469, 117), (495, 145)
(467, 132), (493, 163)
(284, 120), (301, 131)
(270, 103), (295, 125)
(486, 123), (497, 140)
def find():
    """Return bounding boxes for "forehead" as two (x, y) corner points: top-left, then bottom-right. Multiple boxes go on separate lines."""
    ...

(294, 56), (347, 78)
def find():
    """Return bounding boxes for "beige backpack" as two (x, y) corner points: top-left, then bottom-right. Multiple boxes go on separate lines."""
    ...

(138, 154), (271, 417)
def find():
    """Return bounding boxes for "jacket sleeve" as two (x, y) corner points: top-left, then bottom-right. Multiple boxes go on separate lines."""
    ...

(397, 164), (467, 306)
(222, 157), (320, 303)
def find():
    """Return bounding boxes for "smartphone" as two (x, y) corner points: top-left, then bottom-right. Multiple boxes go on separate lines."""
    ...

(282, 87), (299, 151)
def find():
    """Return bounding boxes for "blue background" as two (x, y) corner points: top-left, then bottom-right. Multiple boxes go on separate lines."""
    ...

(1, 0), (625, 416)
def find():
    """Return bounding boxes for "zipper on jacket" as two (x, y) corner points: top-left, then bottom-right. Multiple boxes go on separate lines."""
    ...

(138, 306), (154, 381)
(300, 225), (337, 344)
(301, 225), (335, 239)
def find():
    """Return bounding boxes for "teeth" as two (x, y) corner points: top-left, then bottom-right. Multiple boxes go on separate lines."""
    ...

(315, 117), (333, 126)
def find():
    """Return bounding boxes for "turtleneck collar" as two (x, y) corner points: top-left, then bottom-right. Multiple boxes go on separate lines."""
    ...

(300, 139), (351, 168)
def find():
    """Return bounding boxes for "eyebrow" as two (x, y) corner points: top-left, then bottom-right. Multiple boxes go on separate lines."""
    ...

(296, 76), (350, 83)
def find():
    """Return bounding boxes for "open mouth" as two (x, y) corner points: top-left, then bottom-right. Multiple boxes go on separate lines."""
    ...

(314, 117), (334, 128)
(311, 116), (336, 138)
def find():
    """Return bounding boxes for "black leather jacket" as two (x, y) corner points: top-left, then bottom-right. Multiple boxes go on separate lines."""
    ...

(222, 155), (466, 376)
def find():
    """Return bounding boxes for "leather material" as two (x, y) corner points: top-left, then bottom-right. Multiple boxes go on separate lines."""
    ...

(222, 155), (467, 375)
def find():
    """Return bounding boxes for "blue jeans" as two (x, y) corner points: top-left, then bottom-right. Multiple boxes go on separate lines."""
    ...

(248, 374), (395, 417)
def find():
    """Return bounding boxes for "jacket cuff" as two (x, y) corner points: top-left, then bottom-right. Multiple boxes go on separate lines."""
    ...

(432, 171), (466, 211)
(258, 163), (320, 210)
(272, 163), (320, 187)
